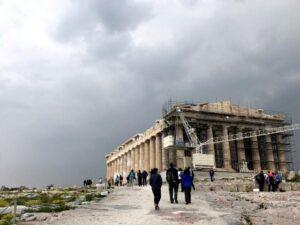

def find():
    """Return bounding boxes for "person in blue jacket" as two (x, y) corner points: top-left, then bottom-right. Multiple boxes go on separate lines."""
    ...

(181, 168), (193, 204)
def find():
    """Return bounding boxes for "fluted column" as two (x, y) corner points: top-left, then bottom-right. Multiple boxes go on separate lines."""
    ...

(161, 133), (169, 170)
(222, 125), (233, 170)
(155, 133), (162, 171)
(127, 151), (131, 172)
(135, 146), (139, 171)
(277, 134), (287, 172)
(144, 140), (150, 171)
(115, 159), (118, 175)
(236, 128), (246, 170)
(266, 135), (275, 171)
(150, 137), (156, 169)
(140, 143), (145, 170)
(131, 148), (135, 171)
(251, 135), (261, 171)
(207, 124), (215, 155)
(123, 154), (127, 176)
(175, 125), (184, 146)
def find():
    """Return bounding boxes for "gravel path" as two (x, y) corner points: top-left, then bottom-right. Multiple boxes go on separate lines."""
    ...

(34, 185), (232, 225)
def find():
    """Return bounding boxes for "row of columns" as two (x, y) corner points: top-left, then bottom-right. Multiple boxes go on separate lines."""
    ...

(107, 124), (288, 178)
(107, 133), (165, 178)
(209, 125), (287, 172)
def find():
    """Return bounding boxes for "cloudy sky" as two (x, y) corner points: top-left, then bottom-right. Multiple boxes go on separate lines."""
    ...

(0, 0), (300, 187)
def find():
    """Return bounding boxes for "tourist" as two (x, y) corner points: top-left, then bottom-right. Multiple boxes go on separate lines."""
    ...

(150, 168), (163, 210)
(209, 169), (215, 182)
(142, 170), (148, 186)
(137, 170), (143, 186)
(115, 175), (120, 186)
(181, 168), (193, 204)
(255, 171), (265, 192)
(119, 175), (123, 186)
(189, 167), (195, 190)
(178, 168), (183, 192)
(166, 163), (179, 204)
(274, 172), (282, 191)
(128, 169), (136, 187)
(99, 177), (103, 184)
(267, 171), (275, 192)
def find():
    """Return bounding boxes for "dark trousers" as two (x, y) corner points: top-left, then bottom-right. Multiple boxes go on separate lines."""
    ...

(184, 187), (191, 203)
(152, 188), (161, 205)
(168, 182), (178, 202)
(138, 178), (142, 186)
(142, 177), (147, 186)
(259, 182), (264, 192)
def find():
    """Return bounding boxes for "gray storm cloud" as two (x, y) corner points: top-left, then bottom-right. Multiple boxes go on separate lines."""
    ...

(0, 0), (299, 187)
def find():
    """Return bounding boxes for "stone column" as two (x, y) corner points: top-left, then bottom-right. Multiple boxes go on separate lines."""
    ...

(168, 148), (176, 166)
(135, 145), (139, 171)
(251, 135), (261, 171)
(140, 143), (145, 170)
(123, 154), (127, 176)
(222, 125), (233, 170)
(207, 124), (215, 155)
(116, 157), (120, 174)
(131, 148), (135, 171)
(144, 140), (150, 171)
(277, 134), (287, 172)
(236, 128), (246, 170)
(149, 137), (156, 169)
(111, 161), (115, 177)
(115, 159), (118, 175)
(127, 151), (131, 172)
(266, 135), (275, 171)
(175, 125), (184, 146)
(161, 133), (169, 170)
(155, 133), (162, 171)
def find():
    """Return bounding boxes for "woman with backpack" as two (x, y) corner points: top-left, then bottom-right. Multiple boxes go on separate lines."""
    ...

(181, 168), (194, 204)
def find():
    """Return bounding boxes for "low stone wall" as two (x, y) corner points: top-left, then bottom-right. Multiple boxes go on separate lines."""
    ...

(195, 181), (300, 192)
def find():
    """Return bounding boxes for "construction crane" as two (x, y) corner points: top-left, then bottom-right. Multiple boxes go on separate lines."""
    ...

(176, 107), (300, 169)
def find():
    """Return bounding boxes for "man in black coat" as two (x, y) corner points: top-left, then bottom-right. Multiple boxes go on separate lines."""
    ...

(150, 168), (162, 210)
(166, 163), (179, 204)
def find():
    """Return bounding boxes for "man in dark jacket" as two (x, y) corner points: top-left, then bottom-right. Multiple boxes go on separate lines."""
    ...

(166, 163), (179, 204)
(255, 171), (265, 192)
(142, 170), (148, 186)
(150, 168), (162, 210)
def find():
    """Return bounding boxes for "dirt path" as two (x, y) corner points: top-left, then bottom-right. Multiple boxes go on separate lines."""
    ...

(32, 185), (234, 225)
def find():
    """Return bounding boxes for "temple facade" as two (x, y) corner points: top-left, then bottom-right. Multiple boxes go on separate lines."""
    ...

(106, 101), (292, 179)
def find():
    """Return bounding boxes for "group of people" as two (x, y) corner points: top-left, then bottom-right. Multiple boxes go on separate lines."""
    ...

(149, 163), (195, 210)
(255, 170), (282, 192)
(113, 169), (150, 187)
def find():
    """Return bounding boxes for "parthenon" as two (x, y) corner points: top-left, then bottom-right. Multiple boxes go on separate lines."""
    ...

(106, 101), (293, 179)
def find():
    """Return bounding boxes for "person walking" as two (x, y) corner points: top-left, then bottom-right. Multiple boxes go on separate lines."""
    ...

(178, 168), (183, 192)
(119, 175), (123, 186)
(166, 163), (179, 204)
(150, 168), (163, 210)
(142, 170), (148, 186)
(255, 171), (265, 192)
(209, 169), (215, 182)
(137, 170), (143, 186)
(128, 170), (136, 187)
(181, 168), (193, 204)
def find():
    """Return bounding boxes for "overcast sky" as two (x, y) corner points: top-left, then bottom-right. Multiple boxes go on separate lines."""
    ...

(0, 0), (300, 187)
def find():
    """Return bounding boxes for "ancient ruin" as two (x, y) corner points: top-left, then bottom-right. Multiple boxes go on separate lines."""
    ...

(106, 101), (293, 179)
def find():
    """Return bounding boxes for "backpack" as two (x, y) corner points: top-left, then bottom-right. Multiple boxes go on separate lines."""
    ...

(167, 169), (177, 183)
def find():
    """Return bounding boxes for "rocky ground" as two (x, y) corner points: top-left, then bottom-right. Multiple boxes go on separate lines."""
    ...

(18, 184), (300, 225)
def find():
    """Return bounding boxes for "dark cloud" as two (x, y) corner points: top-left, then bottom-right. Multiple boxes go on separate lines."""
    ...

(0, 0), (300, 187)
